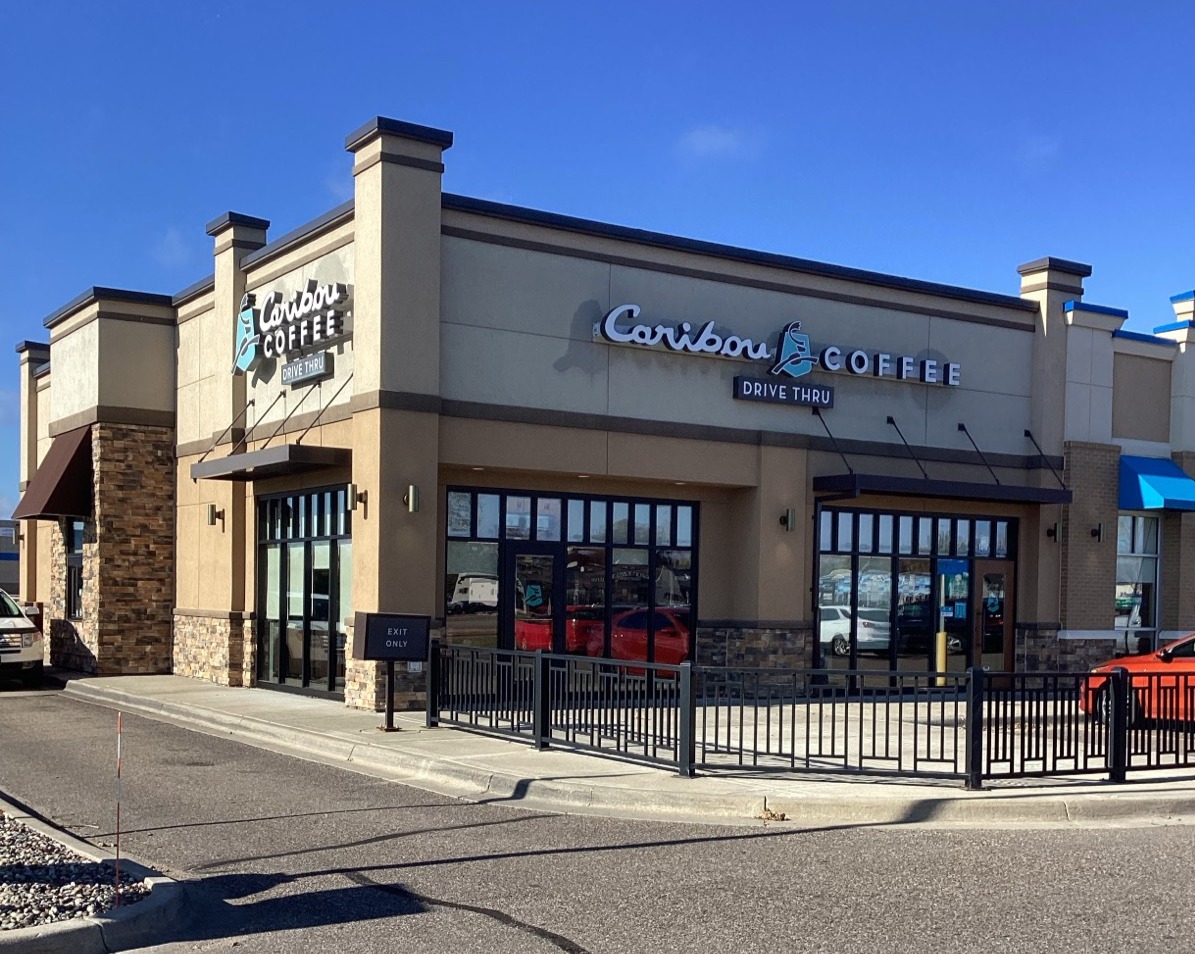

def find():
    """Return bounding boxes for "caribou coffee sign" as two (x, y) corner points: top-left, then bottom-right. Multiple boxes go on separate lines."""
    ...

(595, 305), (961, 408)
(232, 279), (352, 376)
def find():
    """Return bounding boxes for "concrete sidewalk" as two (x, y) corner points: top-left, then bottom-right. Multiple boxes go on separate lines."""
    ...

(50, 672), (1195, 829)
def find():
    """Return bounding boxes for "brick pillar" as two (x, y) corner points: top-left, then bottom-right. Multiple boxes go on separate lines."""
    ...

(1060, 442), (1119, 633)
(92, 422), (175, 674)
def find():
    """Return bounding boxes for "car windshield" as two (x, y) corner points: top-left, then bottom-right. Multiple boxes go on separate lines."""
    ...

(0, 592), (24, 618)
(856, 609), (889, 623)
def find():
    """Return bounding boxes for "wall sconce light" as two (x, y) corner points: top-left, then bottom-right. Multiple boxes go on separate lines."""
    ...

(1091, 522), (1104, 542)
(347, 483), (366, 512)
(403, 484), (420, 513)
(205, 503), (224, 527)
(779, 508), (796, 532)
(1046, 522), (1059, 541)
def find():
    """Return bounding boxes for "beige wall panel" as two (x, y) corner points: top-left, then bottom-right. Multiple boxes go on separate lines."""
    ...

(48, 322), (99, 425)
(695, 496), (733, 619)
(176, 382), (204, 448)
(35, 385), (51, 466)
(175, 503), (201, 609)
(440, 323), (611, 413)
(440, 236), (611, 340)
(440, 417), (609, 476)
(922, 388), (1032, 456)
(1113, 353), (1171, 442)
(243, 222), (353, 291)
(927, 315), (1032, 397)
(244, 246), (356, 432)
(97, 321), (176, 412)
(755, 445), (809, 621)
(177, 313), (204, 388)
(36, 522), (52, 604)
(608, 433), (758, 486)
(444, 210), (1036, 330)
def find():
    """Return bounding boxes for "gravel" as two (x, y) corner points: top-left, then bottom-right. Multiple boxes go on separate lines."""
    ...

(0, 813), (148, 931)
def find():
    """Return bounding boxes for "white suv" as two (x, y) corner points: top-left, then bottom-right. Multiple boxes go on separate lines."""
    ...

(0, 591), (42, 687)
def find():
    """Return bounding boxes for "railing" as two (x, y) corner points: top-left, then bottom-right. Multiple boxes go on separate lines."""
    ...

(426, 643), (1195, 788)
(430, 642), (694, 772)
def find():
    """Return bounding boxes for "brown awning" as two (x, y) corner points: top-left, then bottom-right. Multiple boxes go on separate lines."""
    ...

(12, 426), (92, 520)
(190, 444), (351, 481)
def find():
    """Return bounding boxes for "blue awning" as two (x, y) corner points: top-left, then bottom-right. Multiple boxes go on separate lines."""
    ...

(1119, 456), (1195, 511)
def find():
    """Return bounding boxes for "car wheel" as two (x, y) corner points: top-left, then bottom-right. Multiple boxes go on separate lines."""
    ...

(1095, 686), (1142, 728)
(831, 634), (850, 657)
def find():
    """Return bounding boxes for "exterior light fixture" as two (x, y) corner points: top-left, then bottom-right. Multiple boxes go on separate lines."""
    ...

(1091, 523), (1104, 542)
(347, 484), (367, 512)
(1046, 522), (1059, 541)
(403, 485), (420, 513)
(779, 508), (796, 532)
(205, 504), (224, 527)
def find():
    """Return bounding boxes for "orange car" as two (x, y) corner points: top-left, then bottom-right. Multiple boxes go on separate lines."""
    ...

(597, 608), (691, 667)
(1081, 634), (1195, 724)
(514, 607), (604, 654)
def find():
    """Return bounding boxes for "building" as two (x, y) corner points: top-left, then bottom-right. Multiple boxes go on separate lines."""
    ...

(13, 115), (1195, 709)
(0, 520), (18, 596)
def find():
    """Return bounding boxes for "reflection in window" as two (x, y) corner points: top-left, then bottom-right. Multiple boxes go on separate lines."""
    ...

(677, 506), (693, 548)
(877, 514), (893, 554)
(656, 505), (672, 546)
(858, 513), (873, 553)
(537, 498), (561, 541)
(590, 501), (607, 543)
(506, 497), (531, 540)
(567, 499), (586, 542)
(1116, 514), (1159, 651)
(477, 495), (501, 539)
(566, 547), (606, 657)
(634, 503), (651, 545)
(612, 502), (630, 545)
(956, 520), (970, 556)
(445, 541), (499, 648)
(447, 491), (471, 537)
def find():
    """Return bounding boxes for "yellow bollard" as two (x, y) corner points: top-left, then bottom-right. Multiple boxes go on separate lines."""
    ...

(935, 630), (947, 686)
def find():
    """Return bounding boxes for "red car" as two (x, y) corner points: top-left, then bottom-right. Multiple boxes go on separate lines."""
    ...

(595, 608), (691, 668)
(514, 606), (604, 654)
(1081, 634), (1195, 724)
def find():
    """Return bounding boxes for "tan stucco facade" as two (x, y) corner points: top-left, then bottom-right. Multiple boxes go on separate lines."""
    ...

(15, 115), (1195, 705)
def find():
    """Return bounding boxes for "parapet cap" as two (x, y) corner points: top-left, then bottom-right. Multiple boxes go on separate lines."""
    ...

(1016, 257), (1093, 278)
(205, 211), (270, 237)
(345, 116), (455, 153)
(14, 340), (50, 356)
(43, 287), (173, 330)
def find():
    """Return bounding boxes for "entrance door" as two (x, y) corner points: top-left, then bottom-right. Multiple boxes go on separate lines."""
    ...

(973, 560), (1015, 674)
(503, 543), (564, 652)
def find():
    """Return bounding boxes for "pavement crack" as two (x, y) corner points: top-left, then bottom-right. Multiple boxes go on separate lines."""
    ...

(344, 869), (592, 954)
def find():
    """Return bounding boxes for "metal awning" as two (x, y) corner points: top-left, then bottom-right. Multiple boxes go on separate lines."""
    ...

(1119, 456), (1195, 511)
(190, 444), (351, 482)
(12, 426), (92, 520)
(813, 472), (1072, 505)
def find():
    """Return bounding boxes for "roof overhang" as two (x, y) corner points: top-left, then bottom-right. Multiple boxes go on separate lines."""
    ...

(1119, 456), (1195, 511)
(813, 472), (1072, 505)
(190, 444), (351, 482)
(12, 426), (92, 520)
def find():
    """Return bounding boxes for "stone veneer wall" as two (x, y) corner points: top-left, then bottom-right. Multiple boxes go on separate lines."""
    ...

(344, 620), (435, 711)
(172, 612), (246, 686)
(48, 518), (98, 672)
(91, 423), (175, 674)
(1060, 442), (1120, 632)
(696, 623), (813, 669)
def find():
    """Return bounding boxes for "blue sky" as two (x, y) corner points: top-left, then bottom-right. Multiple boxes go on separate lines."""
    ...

(2, 1), (1194, 516)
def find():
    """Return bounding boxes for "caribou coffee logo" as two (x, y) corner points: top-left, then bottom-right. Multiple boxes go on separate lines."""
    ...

(231, 280), (352, 376)
(596, 304), (962, 388)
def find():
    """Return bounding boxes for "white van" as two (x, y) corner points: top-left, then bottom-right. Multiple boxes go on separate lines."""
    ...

(0, 591), (42, 687)
(448, 573), (499, 613)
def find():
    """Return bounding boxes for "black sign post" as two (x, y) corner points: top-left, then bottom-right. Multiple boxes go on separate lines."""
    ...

(352, 613), (431, 732)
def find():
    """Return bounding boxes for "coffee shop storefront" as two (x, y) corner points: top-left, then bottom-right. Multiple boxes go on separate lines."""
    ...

(14, 115), (1195, 710)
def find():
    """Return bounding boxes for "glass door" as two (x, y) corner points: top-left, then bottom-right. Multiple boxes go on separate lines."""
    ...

(504, 543), (564, 652)
(974, 560), (1014, 676)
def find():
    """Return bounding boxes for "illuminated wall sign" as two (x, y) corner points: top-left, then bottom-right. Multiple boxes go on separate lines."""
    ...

(232, 279), (352, 376)
(595, 307), (962, 387)
(733, 375), (834, 408)
(281, 351), (334, 387)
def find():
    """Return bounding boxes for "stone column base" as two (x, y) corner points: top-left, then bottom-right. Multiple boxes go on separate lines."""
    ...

(172, 613), (246, 686)
(696, 623), (814, 669)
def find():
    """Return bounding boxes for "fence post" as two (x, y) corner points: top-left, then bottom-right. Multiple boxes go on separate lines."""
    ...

(425, 638), (441, 728)
(1108, 666), (1129, 783)
(533, 650), (551, 750)
(677, 662), (696, 778)
(964, 666), (984, 790)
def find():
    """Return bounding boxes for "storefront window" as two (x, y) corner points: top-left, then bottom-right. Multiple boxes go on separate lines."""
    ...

(446, 488), (697, 663)
(1116, 513), (1158, 651)
(257, 486), (352, 694)
(65, 519), (84, 620)
(817, 506), (1018, 674)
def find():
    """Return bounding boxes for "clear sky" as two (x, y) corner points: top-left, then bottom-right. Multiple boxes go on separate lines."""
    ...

(3, 1), (1194, 517)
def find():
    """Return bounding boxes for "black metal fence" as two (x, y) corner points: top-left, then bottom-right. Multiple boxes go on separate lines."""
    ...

(426, 641), (1195, 788)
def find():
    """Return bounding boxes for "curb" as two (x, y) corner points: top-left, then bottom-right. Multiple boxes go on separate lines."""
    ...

(0, 794), (187, 954)
(56, 678), (1195, 828)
